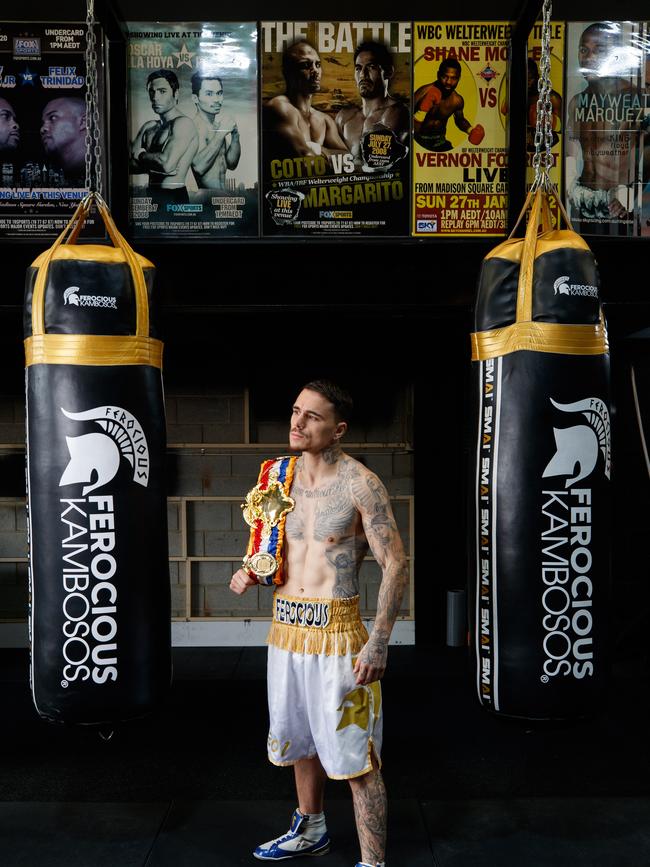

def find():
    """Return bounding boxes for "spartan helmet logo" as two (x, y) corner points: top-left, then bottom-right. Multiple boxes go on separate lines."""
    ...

(553, 276), (570, 295)
(64, 286), (80, 306)
(59, 406), (150, 495)
(542, 398), (611, 488)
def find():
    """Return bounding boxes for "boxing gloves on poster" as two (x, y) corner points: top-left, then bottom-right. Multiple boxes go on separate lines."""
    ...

(468, 124), (485, 145)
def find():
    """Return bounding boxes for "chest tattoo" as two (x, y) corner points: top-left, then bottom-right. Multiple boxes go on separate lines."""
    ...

(285, 506), (305, 540)
(313, 494), (357, 541)
(325, 538), (366, 598)
(292, 460), (360, 541)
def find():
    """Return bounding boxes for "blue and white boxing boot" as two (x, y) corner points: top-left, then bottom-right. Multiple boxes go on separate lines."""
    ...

(355, 862), (385, 866)
(254, 808), (330, 860)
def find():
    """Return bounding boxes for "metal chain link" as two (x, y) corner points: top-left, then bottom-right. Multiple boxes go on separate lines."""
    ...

(532, 0), (553, 189)
(84, 0), (102, 196)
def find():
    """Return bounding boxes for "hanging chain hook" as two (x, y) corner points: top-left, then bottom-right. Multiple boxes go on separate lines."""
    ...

(84, 0), (102, 197)
(531, 0), (553, 191)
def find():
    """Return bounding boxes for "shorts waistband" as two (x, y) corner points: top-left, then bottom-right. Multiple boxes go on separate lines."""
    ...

(268, 594), (368, 656)
(273, 594), (360, 629)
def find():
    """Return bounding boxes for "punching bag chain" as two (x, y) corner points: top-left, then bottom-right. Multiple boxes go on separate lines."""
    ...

(84, 0), (102, 196)
(532, 0), (553, 190)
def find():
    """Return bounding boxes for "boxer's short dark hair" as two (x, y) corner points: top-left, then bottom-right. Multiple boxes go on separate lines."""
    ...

(302, 380), (353, 423)
(354, 40), (393, 75)
(438, 58), (462, 77)
(191, 71), (223, 96)
(146, 68), (179, 95)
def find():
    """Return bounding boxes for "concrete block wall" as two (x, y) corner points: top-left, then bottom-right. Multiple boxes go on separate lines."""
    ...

(0, 395), (25, 445)
(166, 393), (245, 445)
(0, 385), (414, 622)
(0, 498), (28, 619)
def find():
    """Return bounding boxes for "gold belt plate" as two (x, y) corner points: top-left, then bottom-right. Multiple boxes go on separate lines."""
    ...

(242, 480), (295, 529)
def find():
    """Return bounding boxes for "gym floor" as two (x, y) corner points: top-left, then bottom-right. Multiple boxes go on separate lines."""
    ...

(0, 646), (648, 866)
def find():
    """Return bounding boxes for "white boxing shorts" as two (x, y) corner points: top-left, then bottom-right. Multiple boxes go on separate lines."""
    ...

(266, 594), (383, 780)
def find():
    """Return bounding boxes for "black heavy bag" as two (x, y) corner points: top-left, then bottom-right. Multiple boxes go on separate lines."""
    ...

(469, 189), (611, 719)
(24, 194), (171, 725)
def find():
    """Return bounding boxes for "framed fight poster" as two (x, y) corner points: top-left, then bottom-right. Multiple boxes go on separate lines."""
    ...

(565, 21), (650, 237)
(126, 22), (259, 240)
(0, 22), (106, 240)
(412, 21), (510, 237)
(260, 21), (411, 237)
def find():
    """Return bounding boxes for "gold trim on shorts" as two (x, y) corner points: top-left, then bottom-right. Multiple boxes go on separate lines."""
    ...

(267, 594), (368, 656)
(269, 739), (383, 779)
(327, 738), (383, 780)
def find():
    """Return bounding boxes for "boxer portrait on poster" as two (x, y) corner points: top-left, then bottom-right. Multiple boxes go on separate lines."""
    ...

(263, 39), (349, 160)
(190, 71), (241, 190)
(565, 20), (650, 236)
(413, 58), (485, 152)
(130, 68), (199, 206)
(335, 40), (409, 169)
(126, 22), (259, 240)
(261, 21), (411, 237)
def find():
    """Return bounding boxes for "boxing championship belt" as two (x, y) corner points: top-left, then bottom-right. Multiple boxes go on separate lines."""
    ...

(241, 456), (297, 586)
(469, 188), (611, 719)
(24, 194), (171, 725)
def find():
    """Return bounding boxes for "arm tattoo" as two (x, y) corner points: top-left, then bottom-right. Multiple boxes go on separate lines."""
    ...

(351, 470), (409, 655)
(353, 475), (399, 551)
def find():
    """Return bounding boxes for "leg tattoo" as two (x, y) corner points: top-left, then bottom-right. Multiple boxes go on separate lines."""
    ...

(350, 766), (387, 863)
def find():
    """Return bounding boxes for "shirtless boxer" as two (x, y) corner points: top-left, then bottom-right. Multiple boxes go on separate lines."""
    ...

(264, 41), (348, 159)
(567, 22), (649, 222)
(190, 72), (240, 189)
(335, 41), (408, 168)
(413, 58), (485, 152)
(130, 69), (198, 205)
(230, 381), (408, 867)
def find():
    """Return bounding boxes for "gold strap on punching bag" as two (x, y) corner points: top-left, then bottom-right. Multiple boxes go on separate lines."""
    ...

(24, 0), (161, 369)
(24, 193), (163, 368)
(471, 187), (608, 361)
(471, 0), (608, 362)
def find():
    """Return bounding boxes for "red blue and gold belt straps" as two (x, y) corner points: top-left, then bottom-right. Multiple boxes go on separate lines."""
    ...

(241, 456), (297, 585)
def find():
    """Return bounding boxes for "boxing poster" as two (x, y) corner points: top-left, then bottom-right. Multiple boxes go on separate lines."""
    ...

(260, 21), (411, 237)
(412, 22), (510, 237)
(126, 22), (258, 240)
(565, 21), (650, 237)
(526, 22), (565, 226)
(0, 22), (105, 240)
